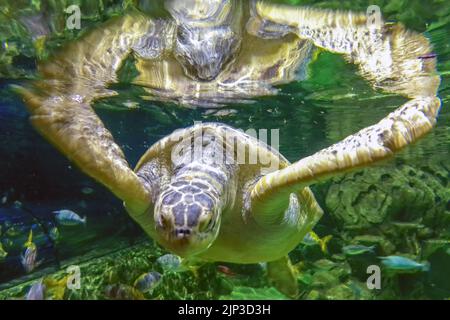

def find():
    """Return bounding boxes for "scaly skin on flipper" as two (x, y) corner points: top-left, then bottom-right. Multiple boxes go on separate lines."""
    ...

(248, 2), (441, 217)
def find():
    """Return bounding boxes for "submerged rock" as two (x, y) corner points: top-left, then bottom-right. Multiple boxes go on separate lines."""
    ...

(326, 165), (445, 227)
(322, 164), (449, 255)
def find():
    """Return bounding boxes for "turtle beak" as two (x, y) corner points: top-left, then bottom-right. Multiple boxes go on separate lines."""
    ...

(155, 213), (219, 257)
(155, 216), (202, 257)
(156, 228), (203, 257)
(195, 61), (223, 81)
(174, 25), (241, 82)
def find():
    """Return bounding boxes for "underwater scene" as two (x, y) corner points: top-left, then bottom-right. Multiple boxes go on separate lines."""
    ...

(0, 0), (449, 301)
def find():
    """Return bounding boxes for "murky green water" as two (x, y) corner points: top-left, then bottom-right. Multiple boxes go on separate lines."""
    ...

(0, 0), (449, 300)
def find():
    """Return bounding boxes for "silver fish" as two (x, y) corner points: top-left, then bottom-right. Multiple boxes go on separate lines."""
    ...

(133, 272), (162, 293)
(343, 245), (376, 256)
(25, 281), (46, 300)
(156, 254), (182, 272)
(379, 256), (430, 273)
(54, 210), (87, 226)
(81, 187), (94, 195)
(21, 246), (41, 273)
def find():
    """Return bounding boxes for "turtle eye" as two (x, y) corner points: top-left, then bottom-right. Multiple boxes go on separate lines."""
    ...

(176, 26), (191, 45)
(158, 214), (172, 230)
(176, 29), (185, 42)
(198, 215), (213, 233)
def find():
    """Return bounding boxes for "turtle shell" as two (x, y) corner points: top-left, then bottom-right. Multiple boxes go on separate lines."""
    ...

(133, 123), (321, 263)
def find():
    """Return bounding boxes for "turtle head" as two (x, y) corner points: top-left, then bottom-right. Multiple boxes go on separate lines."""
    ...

(154, 180), (221, 257)
(174, 25), (241, 81)
(166, 0), (242, 81)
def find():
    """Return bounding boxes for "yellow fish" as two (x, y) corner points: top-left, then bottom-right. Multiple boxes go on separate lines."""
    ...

(308, 231), (332, 254)
(24, 229), (36, 250)
(43, 276), (69, 300)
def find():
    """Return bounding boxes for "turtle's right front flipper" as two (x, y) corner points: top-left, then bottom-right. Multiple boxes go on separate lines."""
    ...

(248, 3), (441, 218)
(16, 12), (157, 230)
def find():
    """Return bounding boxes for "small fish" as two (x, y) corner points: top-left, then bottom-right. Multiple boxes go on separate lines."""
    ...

(379, 256), (430, 273)
(1, 195), (7, 204)
(42, 276), (69, 300)
(21, 245), (42, 273)
(123, 101), (139, 109)
(418, 53), (437, 60)
(217, 265), (237, 277)
(302, 232), (317, 245)
(133, 272), (162, 293)
(302, 231), (332, 254)
(81, 187), (94, 195)
(54, 210), (87, 226)
(343, 245), (376, 256)
(0, 243), (7, 260)
(104, 284), (145, 300)
(156, 254), (183, 272)
(24, 229), (36, 250)
(25, 280), (46, 300)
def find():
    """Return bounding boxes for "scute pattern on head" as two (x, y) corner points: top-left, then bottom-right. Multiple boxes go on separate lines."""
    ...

(157, 177), (219, 230)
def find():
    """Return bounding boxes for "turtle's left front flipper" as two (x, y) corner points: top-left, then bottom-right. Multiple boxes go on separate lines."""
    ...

(15, 13), (156, 230)
(249, 3), (441, 213)
(15, 87), (152, 229)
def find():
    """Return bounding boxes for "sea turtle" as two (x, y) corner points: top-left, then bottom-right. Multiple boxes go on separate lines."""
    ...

(17, 0), (441, 297)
